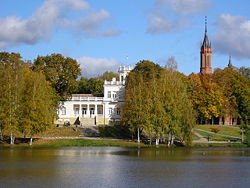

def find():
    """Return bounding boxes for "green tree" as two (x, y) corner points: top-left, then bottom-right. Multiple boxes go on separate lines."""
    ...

(245, 126), (250, 146)
(76, 77), (91, 94)
(239, 67), (250, 82)
(0, 52), (25, 144)
(214, 67), (250, 124)
(121, 60), (195, 146)
(121, 72), (146, 143)
(20, 71), (56, 145)
(87, 78), (103, 95)
(0, 52), (57, 145)
(33, 54), (81, 100)
(190, 73), (225, 124)
(76, 77), (103, 95)
(98, 71), (119, 81)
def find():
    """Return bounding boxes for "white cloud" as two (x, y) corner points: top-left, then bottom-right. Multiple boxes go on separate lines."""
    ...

(213, 14), (250, 59)
(147, 0), (211, 33)
(77, 57), (123, 78)
(62, 9), (120, 37)
(165, 0), (210, 15)
(148, 14), (190, 33)
(0, 0), (118, 49)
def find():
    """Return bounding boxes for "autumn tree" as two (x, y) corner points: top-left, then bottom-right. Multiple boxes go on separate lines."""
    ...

(121, 60), (195, 146)
(33, 54), (81, 100)
(19, 71), (56, 145)
(214, 67), (250, 124)
(239, 67), (250, 82)
(0, 52), (25, 144)
(0, 52), (57, 145)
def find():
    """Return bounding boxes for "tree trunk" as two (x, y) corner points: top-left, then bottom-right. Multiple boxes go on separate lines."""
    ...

(137, 127), (140, 143)
(29, 137), (33, 146)
(171, 134), (175, 145)
(149, 131), (152, 145)
(0, 127), (3, 141)
(212, 118), (214, 125)
(167, 132), (171, 147)
(10, 131), (15, 145)
(156, 138), (159, 145)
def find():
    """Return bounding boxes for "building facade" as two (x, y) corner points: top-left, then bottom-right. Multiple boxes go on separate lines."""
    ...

(56, 66), (132, 126)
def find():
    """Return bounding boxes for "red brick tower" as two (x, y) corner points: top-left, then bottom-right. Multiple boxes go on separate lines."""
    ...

(200, 17), (212, 74)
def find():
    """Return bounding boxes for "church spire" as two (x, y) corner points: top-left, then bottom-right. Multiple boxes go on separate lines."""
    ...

(200, 16), (212, 74)
(228, 55), (233, 68)
(205, 16), (207, 33)
(202, 16), (210, 48)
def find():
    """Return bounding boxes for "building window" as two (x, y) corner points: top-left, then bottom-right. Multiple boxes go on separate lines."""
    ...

(82, 108), (87, 115)
(61, 107), (66, 115)
(113, 92), (117, 99)
(90, 108), (95, 115)
(108, 91), (111, 98)
(109, 108), (113, 115)
(121, 76), (124, 81)
(74, 107), (79, 116)
(97, 106), (103, 115)
(116, 108), (120, 115)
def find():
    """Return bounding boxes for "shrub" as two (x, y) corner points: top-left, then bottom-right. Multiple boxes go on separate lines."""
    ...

(245, 128), (250, 146)
(210, 128), (220, 133)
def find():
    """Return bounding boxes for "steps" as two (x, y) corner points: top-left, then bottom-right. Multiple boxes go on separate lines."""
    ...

(79, 126), (99, 137)
(80, 118), (95, 126)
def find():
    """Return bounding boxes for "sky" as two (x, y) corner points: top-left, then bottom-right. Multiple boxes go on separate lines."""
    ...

(0, 0), (249, 77)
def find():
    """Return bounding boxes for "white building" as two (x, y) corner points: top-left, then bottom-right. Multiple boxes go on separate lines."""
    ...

(56, 66), (132, 126)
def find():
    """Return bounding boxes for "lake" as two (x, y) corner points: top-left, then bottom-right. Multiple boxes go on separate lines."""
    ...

(0, 147), (250, 188)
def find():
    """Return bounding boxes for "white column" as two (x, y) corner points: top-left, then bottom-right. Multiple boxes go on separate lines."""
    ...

(79, 105), (82, 118)
(86, 104), (90, 117)
(94, 104), (98, 116)
(103, 104), (105, 118)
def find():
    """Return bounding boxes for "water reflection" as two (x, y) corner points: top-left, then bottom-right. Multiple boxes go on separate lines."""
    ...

(0, 147), (250, 188)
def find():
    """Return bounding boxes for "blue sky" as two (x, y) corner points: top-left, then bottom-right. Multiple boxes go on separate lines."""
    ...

(0, 0), (249, 77)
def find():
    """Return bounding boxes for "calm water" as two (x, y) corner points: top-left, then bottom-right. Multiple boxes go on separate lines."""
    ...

(0, 147), (250, 188)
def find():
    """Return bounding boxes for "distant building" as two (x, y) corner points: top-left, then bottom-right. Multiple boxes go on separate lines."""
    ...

(56, 66), (133, 126)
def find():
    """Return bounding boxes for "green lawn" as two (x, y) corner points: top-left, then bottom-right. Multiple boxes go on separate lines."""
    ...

(195, 129), (230, 141)
(29, 138), (147, 147)
(195, 124), (242, 138)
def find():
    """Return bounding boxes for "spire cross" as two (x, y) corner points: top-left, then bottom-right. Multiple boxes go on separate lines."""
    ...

(205, 16), (207, 33)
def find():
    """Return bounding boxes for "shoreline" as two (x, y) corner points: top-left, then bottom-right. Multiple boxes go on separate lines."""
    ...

(0, 137), (247, 148)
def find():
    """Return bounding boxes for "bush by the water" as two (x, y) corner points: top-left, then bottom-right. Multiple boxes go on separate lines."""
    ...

(245, 128), (250, 146)
(98, 125), (131, 139)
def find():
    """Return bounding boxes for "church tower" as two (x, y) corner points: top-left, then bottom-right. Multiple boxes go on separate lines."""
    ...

(200, 17), (212, 74)
(228, 55), (233, 68)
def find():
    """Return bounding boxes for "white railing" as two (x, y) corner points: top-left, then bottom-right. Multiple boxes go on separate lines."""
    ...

(104, 80), (124, 85)
(71, 97), (104, 101)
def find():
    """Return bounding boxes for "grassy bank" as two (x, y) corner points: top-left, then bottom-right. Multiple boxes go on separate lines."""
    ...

(28, 138), (147, 147)
(192, 142), (247, 148)
(1, 138), (247, 148)
(35, 127), (81, 137)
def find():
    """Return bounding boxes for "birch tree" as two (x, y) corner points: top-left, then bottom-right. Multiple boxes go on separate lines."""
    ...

(20, 71), (56, 145)
(0, 52), (25, 144)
